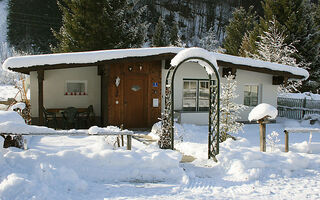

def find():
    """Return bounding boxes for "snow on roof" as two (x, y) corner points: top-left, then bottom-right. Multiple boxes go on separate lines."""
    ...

(3, 47), (308, 79)
(213, 52), (309, 80)
(3, 47), (183, 69)
(248, 103), (278, 121)
(171, 47), (218, 75)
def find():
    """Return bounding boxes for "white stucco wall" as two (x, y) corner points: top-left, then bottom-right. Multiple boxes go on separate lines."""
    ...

(30, 67), (101, 117)
(161, 61), (278, 125)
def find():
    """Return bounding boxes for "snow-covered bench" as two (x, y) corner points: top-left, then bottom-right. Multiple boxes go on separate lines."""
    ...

(284, 128), (320, 152)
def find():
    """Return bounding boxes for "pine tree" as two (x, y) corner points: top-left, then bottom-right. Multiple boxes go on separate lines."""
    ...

(169, 19), (180, 46)
(152, 17), (169, 47)
(220, 74), (247, 142)
(223, 6), (258, 56)
(261, 0), (320, 92)
(199, 27), (221, 52)
(53, 0), (145, 52)
(255, 20), (304, 92)
(239, 24), (260, 57)
(7, 0), (62, 54)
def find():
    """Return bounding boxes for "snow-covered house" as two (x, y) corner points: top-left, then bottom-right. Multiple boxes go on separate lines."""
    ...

(3, 47), (308, 128)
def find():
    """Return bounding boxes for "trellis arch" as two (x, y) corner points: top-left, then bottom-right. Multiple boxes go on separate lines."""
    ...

(159, 48), (221, 161)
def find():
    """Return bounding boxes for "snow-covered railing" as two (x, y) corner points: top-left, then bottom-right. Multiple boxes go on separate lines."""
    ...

(277, 97), (320, 120)
(0, 126), (134, 150)
(284, 128), (320, 152)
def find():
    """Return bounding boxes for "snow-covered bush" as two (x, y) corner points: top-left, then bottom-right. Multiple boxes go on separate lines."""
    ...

(267, 131), (280, 152)
(220, 74), (247, 141)
(198, 27), (224, 52)
(151, 121), (184, 142)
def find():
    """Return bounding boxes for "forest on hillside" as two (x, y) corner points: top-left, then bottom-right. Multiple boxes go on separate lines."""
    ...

(4, 0), (266, 53)
(1, 0), (320, 92)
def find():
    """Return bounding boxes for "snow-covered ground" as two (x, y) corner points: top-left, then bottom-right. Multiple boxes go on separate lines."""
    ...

(1, 115), (320, 200)
(0, 85), (18, 101)
(0, 85), (19, 110)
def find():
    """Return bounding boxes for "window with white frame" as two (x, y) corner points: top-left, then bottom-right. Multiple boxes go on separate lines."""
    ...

(244, 85), (259, 106)
(183, 79), (212, 111)
(65, 80), (87, 95)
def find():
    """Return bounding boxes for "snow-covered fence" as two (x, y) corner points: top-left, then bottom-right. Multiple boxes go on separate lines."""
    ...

(277, 97), (320, 119)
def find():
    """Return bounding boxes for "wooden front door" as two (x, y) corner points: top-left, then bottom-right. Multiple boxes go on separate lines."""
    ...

(124, 74), (147, 128)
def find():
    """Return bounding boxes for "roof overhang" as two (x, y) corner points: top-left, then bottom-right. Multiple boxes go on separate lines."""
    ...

(3, 47), (309, 80)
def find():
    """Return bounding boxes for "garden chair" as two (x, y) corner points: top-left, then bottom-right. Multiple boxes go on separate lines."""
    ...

(78, 105), (95, 128)
(43, 106), (57, 129)
(62, 107), (79, 129)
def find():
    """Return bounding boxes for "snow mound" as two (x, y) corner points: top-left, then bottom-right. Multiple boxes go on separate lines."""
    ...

(0, 111), (25, 124)
(10, 102), (25, 111)
(0, 111), (56, 134)
(0, 136), (186, 199)
(171, 47), (219, 75)
(248, 103), (278, 121)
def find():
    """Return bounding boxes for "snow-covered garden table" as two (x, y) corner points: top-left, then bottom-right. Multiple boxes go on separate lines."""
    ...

(284, 128), (320, 152)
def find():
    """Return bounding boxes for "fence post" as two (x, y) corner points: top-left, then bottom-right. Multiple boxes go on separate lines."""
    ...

(302, 97), (307, 118)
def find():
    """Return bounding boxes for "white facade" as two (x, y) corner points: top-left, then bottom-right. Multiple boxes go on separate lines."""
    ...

(30, 67), (101, 117)
(161, 61), (278, 125)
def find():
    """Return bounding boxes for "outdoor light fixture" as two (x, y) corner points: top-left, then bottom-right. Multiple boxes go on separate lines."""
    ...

(128, 66), (133, 71)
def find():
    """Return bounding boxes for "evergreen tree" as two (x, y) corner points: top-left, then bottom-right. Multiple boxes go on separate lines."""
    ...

(220, 74), (247, 142)
(7, 0), (62, 54)
(223, 6), (258, 56)
(261, 0), (320, 92)
(239, 23), (260, 57)
(152, 17), (169, 47)
(199, 27), (221, 52)
(169, 19), (180, 46)
(53, 0), (145, 52)
(247, 20), (304, 93)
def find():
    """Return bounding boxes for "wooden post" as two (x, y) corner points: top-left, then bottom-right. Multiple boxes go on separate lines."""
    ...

(302, 97), (307, 118)
(37, 70), (44, 125)
(127, 135), (132, 150)
(259, 122), (266, 152)
(99, 65), (109, 127)
(284, 130), (289, 152)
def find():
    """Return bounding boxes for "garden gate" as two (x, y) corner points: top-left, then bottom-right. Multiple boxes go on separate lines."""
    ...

(159, 49), (221, 161)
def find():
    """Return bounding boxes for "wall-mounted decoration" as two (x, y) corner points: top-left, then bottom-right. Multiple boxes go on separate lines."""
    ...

(115, 76), (120, 87)
(131, 85), (141, 92)
(152, 82), (158, 87)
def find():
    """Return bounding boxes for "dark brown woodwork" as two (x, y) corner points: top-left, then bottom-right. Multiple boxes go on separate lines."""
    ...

(37, 70), (44, 125)
(124, 74), (147, 128)
(217, 60), (304, 79)
(106, 61), (162, 128)
(272, 76), (285, 85)
(222, 67), (237, 77)
(100, 65), (109, 126)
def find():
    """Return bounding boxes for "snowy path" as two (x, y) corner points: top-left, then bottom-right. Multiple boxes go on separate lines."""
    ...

(1, 118), (320, 199)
